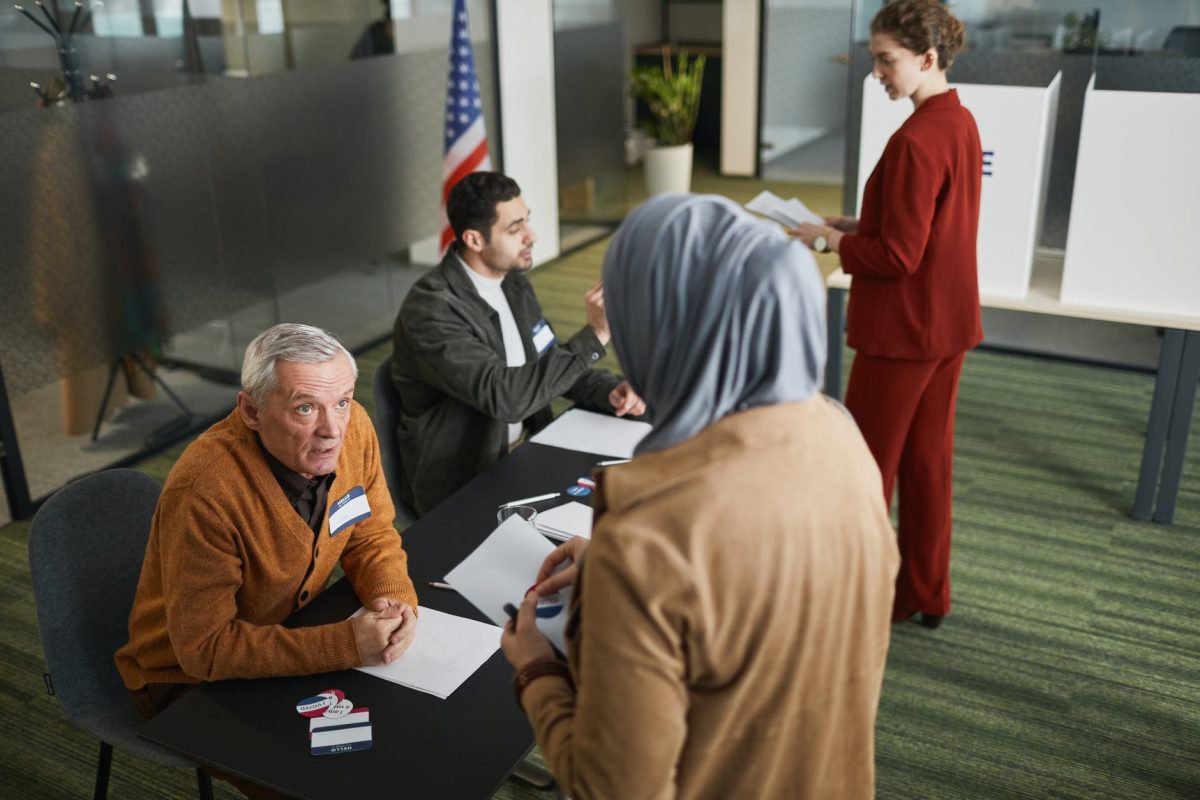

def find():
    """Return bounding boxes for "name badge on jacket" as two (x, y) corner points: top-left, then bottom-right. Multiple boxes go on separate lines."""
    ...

(328, 486), (371, 536)
(531, 319), (557, 356)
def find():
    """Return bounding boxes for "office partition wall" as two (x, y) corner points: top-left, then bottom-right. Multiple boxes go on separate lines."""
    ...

(0, 0), (498, 522)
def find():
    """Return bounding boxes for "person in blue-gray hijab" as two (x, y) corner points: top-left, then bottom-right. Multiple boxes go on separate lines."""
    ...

(501, 193), (900, 799)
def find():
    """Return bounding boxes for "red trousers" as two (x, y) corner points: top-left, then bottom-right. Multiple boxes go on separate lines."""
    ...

(844, 351), (965, 617)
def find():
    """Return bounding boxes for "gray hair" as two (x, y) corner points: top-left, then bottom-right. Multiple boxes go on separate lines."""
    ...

(241, 323), (358, 407)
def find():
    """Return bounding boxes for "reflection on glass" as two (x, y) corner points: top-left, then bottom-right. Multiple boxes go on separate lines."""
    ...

(0, 0), (499, 521)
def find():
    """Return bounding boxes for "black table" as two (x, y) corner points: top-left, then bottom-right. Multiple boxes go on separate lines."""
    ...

(140, 442), (605, 799)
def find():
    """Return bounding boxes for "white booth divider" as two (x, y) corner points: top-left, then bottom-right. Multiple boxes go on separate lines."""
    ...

(857, 73), (1061, 299)
(1060, 76), (1200, 320)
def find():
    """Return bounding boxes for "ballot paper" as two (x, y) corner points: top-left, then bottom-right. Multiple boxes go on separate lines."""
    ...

(352, 606), (501, 699)
(535, 501), (594, 542)
(444, 515), (572, 653)
(530, 408), (651, 459)
(745, 190), (824, 228)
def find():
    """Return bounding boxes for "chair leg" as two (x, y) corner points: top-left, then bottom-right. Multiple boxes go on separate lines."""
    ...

(196, 768), (214, 800)
(94, 741), (113, 800)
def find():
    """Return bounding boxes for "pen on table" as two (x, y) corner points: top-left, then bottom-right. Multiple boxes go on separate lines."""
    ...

(427, 580), (455, 591)
(498, 492), (560, 508)
(597, 459), (630, 466)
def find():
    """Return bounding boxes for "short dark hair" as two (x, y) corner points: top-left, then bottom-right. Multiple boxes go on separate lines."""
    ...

(446, 172), (522, 247)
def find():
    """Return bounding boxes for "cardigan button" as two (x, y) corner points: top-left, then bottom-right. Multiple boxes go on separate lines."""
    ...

(590, 352), (599, 361)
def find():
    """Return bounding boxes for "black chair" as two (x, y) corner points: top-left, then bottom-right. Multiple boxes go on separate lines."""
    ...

(372, 354), (418, 527)
(1163, 26), (1200, 57)
(28, 469), (212, 800)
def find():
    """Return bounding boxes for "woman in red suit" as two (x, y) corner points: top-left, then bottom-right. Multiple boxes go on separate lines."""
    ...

(794, 0), (981, 628)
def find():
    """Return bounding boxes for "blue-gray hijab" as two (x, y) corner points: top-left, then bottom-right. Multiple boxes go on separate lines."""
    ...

(603, 193), (827, 455)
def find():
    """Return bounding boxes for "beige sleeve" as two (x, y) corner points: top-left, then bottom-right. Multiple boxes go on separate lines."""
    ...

(520, 532), (689, 800)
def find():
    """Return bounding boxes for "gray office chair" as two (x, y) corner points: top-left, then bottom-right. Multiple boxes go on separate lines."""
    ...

(28, 469), (213, 800)
(372, 354), (419, 528)
(1163, 26), (1200, 57)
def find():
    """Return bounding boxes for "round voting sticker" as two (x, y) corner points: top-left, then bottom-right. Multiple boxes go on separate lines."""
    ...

(319, 688), (345, 702)
(323, 698), (355, 718)
(536, 592), (565, 619)
(296, 694), (336, 717)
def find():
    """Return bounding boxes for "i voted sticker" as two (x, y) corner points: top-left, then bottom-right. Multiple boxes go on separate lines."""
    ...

(296, 694), (336, 717)
(535, 592), (565, 619)
(323, 698), (354, 718)
(296, 688), (345, 717)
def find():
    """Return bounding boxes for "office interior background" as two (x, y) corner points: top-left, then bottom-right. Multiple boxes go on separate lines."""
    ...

(0, 1), (1198, 798)
(1, 0), (1198, 524)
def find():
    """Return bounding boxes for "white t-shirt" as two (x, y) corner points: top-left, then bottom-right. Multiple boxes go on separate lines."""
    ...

(459, 257), (526, 446)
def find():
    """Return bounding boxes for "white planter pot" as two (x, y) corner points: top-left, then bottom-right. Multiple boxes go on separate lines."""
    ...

(643, 142), (694, 196)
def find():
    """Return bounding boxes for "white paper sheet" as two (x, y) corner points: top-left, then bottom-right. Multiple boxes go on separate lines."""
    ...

(529, 408), (651, 459)
(535, 501), (594, 541)
(745, 189), (824, 228)
(352, 606), (501, 699)
(444, 515), (572, 653)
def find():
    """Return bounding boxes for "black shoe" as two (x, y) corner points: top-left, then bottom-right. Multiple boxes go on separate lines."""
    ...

(918, 614), (943, 629)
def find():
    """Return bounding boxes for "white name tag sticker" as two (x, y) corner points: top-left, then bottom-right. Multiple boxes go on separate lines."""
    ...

(328, 486), (370, 537)
(531, 319), (557, 356)
(310, 708), (372, 756)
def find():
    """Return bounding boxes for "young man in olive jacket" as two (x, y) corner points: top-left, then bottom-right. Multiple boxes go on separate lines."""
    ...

(391, 172), (643, 516)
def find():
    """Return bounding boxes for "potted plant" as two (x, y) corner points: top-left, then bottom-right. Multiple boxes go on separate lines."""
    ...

(630, 48), (706, 196)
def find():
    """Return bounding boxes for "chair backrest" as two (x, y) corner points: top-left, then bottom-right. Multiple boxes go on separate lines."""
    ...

(372, 354), (409, 515)
(1163, 26), (1200, 57)
(28, 469), (161, 736)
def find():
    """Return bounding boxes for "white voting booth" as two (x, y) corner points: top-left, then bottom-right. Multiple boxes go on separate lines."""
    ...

(857, 73), (1061, 299)
(1060, 76), (1200, 319)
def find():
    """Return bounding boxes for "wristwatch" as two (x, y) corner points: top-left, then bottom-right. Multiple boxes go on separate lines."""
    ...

(813, 233), (829, 253)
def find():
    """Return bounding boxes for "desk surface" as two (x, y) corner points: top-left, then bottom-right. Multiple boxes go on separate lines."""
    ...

(826, 251), (1200, 331)
(140, 442), (604, 799)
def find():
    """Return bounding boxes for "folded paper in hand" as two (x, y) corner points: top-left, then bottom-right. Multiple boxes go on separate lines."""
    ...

(746, 190), (824, 229)
(445, 515), (572, 653)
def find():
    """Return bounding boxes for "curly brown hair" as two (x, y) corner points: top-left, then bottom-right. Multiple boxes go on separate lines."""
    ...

(871, 0), (966, 70)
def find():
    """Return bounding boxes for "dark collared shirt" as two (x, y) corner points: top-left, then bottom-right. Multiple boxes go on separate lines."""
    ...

(260, 439), (336, 537)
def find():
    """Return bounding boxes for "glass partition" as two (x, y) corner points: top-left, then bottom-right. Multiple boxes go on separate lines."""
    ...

(553, 0), (627, 251)
(0, 0), (497, 522)
(760, 0), (854, 183)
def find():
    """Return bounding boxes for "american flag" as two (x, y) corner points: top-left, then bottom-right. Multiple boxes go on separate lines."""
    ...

(440, 0), (493, 254)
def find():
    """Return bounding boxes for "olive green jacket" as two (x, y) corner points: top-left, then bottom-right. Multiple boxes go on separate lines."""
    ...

(391, 252), (619, 515)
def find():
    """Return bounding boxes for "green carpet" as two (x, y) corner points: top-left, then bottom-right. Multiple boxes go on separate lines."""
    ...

(1, 176), (1197, 797)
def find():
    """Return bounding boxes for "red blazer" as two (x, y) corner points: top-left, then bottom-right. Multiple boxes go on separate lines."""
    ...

(840, 89), (983, 360)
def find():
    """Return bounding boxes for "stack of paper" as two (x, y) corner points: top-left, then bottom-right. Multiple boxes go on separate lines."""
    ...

(534, 501), (593, 542)
(445, 515), (573, 654)
(352, 606), (501, 699)
(530, 408), (651, 458)
(746, 190), (824, 229)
